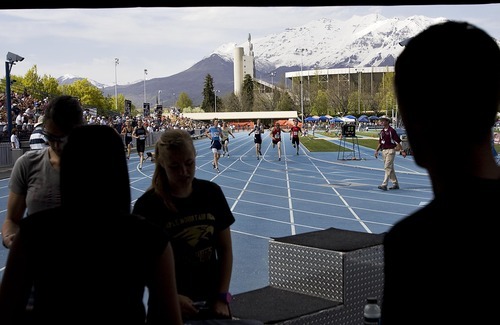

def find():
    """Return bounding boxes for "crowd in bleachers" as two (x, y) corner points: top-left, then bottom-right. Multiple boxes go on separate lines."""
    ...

(0, 92), (49, 142)
(0, 91), (208, 144)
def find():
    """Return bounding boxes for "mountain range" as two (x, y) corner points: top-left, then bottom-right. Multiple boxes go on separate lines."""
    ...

(57, 14), (463, 108)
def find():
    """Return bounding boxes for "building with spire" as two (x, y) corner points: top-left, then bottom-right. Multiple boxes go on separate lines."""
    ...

(233, 33), (255, 96)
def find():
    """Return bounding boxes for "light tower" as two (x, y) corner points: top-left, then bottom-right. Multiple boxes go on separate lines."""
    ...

(114, 58), (119, 111)
(143, 69), (148, 103)
(5, 51), (24, 137)
(296, 48), (308, 122)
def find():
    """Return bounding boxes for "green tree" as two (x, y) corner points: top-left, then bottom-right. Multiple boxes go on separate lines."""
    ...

(41, 75), (62, 98)
(176, 92), (193, 109)
(347, 90), (361, 115)
(223, 93), (242, 112)
(182, 106), (205, 113)
(23, 65), (44, 99)
(241, 74), (254, 111)
(310, 89), (329, 116)
(375, 72), (396, 116)
(276, 91), (296, 112)
(201, 74), (215, 112)
(60, 79), (111, 112)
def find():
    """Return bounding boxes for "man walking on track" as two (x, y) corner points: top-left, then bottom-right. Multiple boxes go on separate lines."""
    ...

(374, 115), (406, 190)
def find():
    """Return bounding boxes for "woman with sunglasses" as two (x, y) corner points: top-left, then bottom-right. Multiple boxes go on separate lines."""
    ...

(2, 95), (85, 249)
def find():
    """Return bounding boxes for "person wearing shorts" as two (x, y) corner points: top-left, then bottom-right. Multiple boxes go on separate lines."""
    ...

(221, 121), (235, 157)
(289, 119), (303, 155)
(132, 119), (148, 170)
(248, 119), (264, 160)
(206, 118), (223, 172)
(121, 119), (134, 159)
(270, 122), (286, 161)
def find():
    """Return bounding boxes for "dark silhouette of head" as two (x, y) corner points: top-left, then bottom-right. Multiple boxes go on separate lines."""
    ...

(60, 125), (131, 213)
(395, 20), (500, 166)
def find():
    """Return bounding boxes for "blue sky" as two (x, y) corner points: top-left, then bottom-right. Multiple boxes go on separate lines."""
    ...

(1, 5), (499, 85)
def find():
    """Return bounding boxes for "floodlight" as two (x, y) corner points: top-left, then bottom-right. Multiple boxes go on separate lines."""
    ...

(6, 51), (24, 63)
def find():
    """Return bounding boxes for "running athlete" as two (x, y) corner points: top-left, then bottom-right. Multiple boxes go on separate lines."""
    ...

(248, 119), (264, 160)
(206, 118), (223, 172)
(289, 119), (303, 155)
(270, 122), (288, 161)
(220, 121), (235, 157)
(132, 119), (148, 169)
(121, 119), (134, 159)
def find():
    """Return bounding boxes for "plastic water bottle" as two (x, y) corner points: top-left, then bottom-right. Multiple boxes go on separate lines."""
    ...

(363, 297), (381, 325)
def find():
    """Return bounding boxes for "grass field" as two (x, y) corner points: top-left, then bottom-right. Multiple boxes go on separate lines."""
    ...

(301, 131), (500, 156)
(300, 132), (379, 152)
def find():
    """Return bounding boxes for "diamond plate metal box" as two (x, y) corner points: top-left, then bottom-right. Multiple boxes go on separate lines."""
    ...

(232, 228), (385, 324)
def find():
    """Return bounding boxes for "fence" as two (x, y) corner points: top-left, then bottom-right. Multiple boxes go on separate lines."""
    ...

(0, 129), (206, 169)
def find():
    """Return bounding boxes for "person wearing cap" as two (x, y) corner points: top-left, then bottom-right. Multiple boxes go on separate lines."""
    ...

(28, 115), (49, 150)
(374, 115), (406, 190)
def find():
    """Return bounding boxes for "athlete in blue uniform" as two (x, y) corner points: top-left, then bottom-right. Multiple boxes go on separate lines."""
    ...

(206, 118), (223, 172)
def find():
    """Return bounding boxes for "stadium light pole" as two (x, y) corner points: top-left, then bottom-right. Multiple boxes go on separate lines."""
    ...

(355, 68), (361, 114)
(158, 90), (161, 105)
(143, 69), (148, 103)
(213, 89), (220, 113)
(114, 58), (119, 111)
(5, 51), (24, 137)
(270, 71), (276, 90)
(296, 48), (307, 122)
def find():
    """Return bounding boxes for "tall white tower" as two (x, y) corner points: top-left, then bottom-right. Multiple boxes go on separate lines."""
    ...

(233, 33), (255, 96)
(234, 47), (244, 95)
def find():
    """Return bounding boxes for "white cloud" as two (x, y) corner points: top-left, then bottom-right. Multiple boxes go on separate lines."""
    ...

(1, 5), (499, 85)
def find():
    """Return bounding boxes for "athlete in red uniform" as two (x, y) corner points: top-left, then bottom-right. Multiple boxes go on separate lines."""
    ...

(289, 119), (303, 155)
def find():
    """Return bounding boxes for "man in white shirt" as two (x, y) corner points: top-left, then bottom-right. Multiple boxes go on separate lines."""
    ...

(10, 128), (20, 149)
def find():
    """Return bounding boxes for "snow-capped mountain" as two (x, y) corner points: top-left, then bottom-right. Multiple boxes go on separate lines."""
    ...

(57, 74), (143, 88)
(213, 14), (447, 73)
(57, 74), (109, 88)
(70, 14), (493, 106)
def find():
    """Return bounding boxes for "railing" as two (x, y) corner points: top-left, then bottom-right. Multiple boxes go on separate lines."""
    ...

(1, 129), (207, 168)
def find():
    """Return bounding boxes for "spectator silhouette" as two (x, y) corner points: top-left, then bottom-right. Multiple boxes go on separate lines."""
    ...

(381, 21), (500, 324)
(0, 125), (183, 325)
